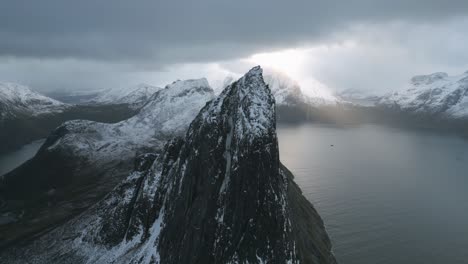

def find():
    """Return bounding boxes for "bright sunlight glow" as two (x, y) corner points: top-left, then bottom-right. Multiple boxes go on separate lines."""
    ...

(245, 48), (336, 100)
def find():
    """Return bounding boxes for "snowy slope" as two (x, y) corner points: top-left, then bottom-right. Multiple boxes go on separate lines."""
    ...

(378, 71), (468, 118)
(0, 82), (69, 120)
(47, 78), (214, 161)
(88, 83), (161, 109)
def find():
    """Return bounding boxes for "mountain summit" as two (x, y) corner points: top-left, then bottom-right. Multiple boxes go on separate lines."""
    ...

(1, 67), (336, 263)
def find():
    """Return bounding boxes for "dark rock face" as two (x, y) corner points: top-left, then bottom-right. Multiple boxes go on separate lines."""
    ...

(157, 66), (293, 263)
(1, 66), (336, 263)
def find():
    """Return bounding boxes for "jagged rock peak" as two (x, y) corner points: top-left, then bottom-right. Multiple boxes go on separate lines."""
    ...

(198, 65), (275, 140)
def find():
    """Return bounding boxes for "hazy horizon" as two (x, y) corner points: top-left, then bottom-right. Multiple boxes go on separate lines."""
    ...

(1, 1), (468, 95)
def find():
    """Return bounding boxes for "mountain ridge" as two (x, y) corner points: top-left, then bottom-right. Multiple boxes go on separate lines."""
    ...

(0, 82), (69, 121)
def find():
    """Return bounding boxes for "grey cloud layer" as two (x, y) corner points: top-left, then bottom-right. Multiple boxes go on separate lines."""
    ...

(2, 0), (468, 65)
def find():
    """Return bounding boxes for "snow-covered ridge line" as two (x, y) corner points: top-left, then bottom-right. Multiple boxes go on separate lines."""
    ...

(47, 78), (215, 158)
(0, 82), (69, 120)
(87, 83), (162, 109)
(378, 70), (468, 118)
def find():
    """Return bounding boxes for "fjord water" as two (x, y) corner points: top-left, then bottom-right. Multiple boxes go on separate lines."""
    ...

(278, 124), (468, 264)
(0, 139), (45, 176)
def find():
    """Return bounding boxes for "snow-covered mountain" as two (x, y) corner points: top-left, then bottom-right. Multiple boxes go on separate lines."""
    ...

(0, 82), (69, 121)
(378, 71), (468, 118)
(88, 83), (162, 109)
(52, 78), (214, 158)
(0, 78), (215, 247)
(1, 66), (336, 264)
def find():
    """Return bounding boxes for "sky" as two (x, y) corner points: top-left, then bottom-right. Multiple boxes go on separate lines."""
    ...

(1, 1), (468, 96)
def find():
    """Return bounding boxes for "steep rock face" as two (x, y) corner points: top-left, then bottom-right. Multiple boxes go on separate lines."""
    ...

(378, 71), (468, 119)
(0, 79), (214, 248)
(1, 67), (336, 263)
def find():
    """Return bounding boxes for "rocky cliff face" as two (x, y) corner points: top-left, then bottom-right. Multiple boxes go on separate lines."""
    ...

(1, 67), (336, 263)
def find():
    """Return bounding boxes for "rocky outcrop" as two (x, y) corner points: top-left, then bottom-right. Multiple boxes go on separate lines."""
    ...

(1, 66), (336, 263)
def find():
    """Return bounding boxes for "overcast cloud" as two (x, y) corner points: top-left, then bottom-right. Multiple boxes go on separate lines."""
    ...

(1, 0), (468, 93)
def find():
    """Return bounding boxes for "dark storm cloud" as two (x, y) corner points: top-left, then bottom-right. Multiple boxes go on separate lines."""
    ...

(1, 0), (468, 66)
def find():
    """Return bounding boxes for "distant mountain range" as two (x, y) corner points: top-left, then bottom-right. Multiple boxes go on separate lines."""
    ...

(377, 71), (468, 119)
(0, 83), (138, 155)
(337, 70), (468, 120)
(47, 83), (162, 108)
(4, 69), (468, 156)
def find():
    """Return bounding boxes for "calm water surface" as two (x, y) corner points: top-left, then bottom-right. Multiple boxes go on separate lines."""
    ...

(278, 124), (468, 264)
(0, 139), (45, 176)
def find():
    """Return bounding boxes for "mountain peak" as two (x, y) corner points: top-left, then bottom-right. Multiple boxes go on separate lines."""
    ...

(0, 82), (68, 120)
(199, 66), (275, 141)
(245, 65), (263, 76)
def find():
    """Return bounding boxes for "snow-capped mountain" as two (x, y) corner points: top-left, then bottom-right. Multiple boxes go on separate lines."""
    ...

(0, 78), (215, 247)
(378, 71), (468, 118)
(0, 82), (69, 121)
(1, 66), (336, 264)
(88, 83), (162, 109)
